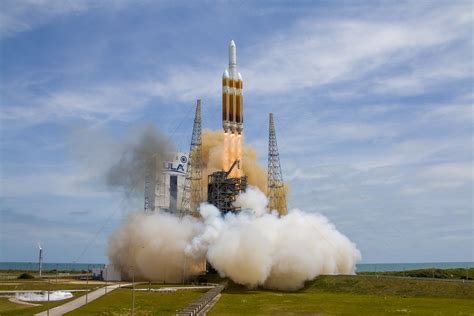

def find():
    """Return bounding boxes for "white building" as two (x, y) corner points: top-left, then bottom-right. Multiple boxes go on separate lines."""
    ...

(92, 264), (122, 281)
(154, 152), (188, 213)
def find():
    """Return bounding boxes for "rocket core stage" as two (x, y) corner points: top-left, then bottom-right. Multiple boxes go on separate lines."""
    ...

(222, 40), (243, 175)
(222, 40), (243, 135)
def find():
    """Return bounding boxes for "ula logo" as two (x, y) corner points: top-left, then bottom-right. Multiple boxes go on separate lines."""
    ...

(164, 162), (186, 173)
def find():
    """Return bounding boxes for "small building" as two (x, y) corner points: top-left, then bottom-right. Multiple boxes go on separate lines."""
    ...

(154, 152), (188, 213)
(92, 264), (122, 281)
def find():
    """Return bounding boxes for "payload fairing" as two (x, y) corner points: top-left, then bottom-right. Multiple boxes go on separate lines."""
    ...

(222, 40), (243, 135)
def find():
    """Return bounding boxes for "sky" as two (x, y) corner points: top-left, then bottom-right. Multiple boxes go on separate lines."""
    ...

(0, 0), (472, 264)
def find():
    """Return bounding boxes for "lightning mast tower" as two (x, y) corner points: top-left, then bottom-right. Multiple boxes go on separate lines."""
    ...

(144, 170), (152, 212)
(267, 113), (287, 215)
(38, 243), (43, 278)
(181, 100), (203, 216)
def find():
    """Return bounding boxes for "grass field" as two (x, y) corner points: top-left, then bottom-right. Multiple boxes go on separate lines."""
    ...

(0, 270), (87, 281)
(0, 278), (93, 316)
(131, 283), (212, 289)
(65, 288), (207, 315)
(0, 281), (99, 291)
(359, 267), (474, 280)
(0, 292), (87, 316)
(208, 275), (474, 316)
(2, 274), (473, 315)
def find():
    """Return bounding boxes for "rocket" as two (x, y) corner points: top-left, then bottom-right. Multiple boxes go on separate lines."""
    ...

(222, 40), (243, 135)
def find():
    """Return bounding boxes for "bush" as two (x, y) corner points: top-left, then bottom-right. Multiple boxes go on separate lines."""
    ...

(18, 272), (35, 279)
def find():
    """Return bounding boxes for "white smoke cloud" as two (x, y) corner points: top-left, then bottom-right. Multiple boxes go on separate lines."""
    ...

(108, 187), (361, 291)
(108, 211), (206, 282)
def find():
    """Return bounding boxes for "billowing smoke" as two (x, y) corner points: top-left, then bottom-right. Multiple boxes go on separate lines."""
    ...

(101, 125), (360, 290)
(201, 130), (268, 196)
(106, 124), (175, 197)
(108, 211), (206, 282)
(108, 187), (361, 290)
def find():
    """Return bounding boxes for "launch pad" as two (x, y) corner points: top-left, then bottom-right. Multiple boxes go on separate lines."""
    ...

(207, 160), (247, 214)
(146, 40), (286, 217)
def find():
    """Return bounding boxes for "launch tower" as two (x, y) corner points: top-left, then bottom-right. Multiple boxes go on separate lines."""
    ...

(181, 100), (203, 216)
(207, 160), (247, 214)
(267, 113), (287, 215)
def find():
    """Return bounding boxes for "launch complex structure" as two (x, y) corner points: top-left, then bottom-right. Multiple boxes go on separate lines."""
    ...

(147, 40), (287, 216)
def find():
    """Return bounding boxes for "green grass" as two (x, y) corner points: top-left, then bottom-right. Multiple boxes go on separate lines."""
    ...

(65, 288), (208, 316)
(210, 291), (474, 315)
(132, 283), (210, 289)
(0, 292), (87, 316)
(0, 297), (31, 314)
(0, 270), (86, 280)
(306, 275), (474, 299)
(3, 275), (473, 315)
(359, 267), (474, 280)
(0, 281), (99, 291)
(208, 275), (474, 316)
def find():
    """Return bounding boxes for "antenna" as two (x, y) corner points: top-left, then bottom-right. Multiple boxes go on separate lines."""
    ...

(38, 243), (43, 278)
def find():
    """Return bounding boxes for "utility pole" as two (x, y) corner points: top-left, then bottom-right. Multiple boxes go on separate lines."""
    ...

(267, 113), (287, 215)
(47, 290), (50, 316)
(131, 266), (135, 316)
(86, 265), (89, 304)
(38, 243), (43, 278)
(105, 265), (108, 294)
(181, 99), (203, 217)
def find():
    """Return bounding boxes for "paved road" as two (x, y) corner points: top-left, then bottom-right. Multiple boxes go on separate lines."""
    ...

(35, 284), (129, 316)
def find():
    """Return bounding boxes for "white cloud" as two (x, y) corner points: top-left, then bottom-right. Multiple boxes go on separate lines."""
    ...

(421, 104), (473, 124)
(242, 2), (472, 96)
(1, 2), (471, 127)
(0, 0), (139, 38)
(0, 0), (90, 38)
(0, 170), (109, 198)
(397, 161), (473, 196)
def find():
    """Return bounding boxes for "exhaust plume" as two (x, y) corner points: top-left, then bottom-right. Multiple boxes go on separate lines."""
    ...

(108, 187), (361, 290)
(108, 211), (206, 282)
(201, 129), (267, 196)
(106, 124), (175, 197)
(103, 125), (360, 290)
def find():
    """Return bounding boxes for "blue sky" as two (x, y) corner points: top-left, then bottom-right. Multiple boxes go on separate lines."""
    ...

(0, 0), (472, 264)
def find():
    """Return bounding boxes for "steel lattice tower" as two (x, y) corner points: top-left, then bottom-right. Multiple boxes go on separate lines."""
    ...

(181, 99), (203, 216)
(144, 170), (152, 212)
(267, 113), (287, 215)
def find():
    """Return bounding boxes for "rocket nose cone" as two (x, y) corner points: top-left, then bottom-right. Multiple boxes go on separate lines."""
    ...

(229, 40), (236, 47)
(223, 69), (229, 78)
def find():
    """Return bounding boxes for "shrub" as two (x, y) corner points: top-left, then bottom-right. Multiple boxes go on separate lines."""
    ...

(18, 272), (35, 279)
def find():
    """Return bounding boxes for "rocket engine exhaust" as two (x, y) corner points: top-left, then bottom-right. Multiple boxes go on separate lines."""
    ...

(108, 187), (361, 290)
(102, 121), (360, 291)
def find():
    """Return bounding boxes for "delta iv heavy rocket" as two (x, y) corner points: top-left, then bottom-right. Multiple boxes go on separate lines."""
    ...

(222, 40), (243, 135)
